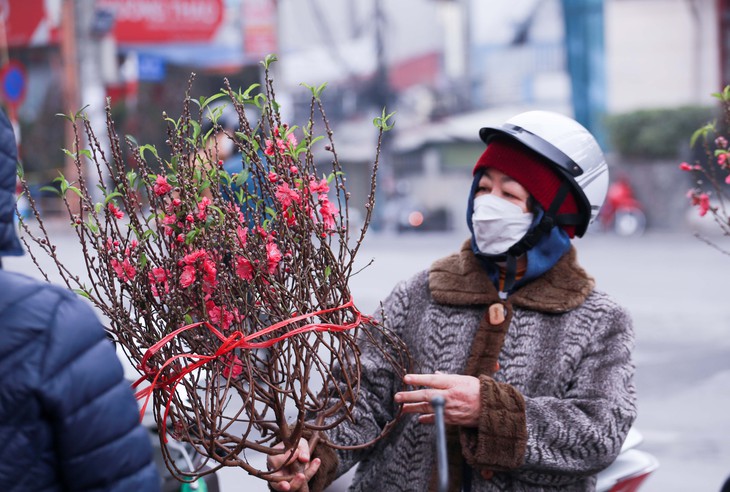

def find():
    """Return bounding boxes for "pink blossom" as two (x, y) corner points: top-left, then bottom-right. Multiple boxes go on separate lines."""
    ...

(153, 175), (172, 196)
(108, 202), (124, 219)
(179, 265), (196, 288)
(206, 300), (237, 331)
(263, 126), (298, 156)
(222, 354), (244, 379)
(698, 193), (710, 217)
(266, 242), (282, 274)
(309, 177), (329, 194)
(283, 209), (297, 226)
(197, 196), (211, 220)
(235, 256), (253, 280)
(679, 162), (693, 171)
(182, 249), (207, 265)
(148, 267), (170, 296)
(725, 175), (730, 185)
(201, 258), (217, 288)
(268, 171), (279, 183)
(110, 257), (136, 282)
(719, 153), (728, 167)
(318, 197), (338, 231)
(275, 182), (301, 208)
(236, 226), (248, 248)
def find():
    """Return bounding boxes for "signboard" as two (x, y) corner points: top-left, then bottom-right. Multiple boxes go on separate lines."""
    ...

(0, 0), (49, 47)
(242, 0), (277, 59)
(0, 61), (26, 108)
(98, 0), (224, 44)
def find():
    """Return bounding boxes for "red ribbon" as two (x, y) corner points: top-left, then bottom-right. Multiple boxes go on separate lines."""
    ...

(132, 298), (369, 441)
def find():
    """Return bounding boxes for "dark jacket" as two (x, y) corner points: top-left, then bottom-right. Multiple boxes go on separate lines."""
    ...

(0, 109), (160, 491)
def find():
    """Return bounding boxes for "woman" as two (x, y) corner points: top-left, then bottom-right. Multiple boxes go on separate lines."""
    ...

(267, 111), (637, 492)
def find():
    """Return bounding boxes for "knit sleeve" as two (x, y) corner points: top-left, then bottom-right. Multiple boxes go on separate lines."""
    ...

(309, 278), (413, 490)
(38, 291), (160, 491)
(513, 298), (637, 487)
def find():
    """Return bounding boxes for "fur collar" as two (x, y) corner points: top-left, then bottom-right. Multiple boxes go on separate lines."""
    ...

(429, 240), (594, 313)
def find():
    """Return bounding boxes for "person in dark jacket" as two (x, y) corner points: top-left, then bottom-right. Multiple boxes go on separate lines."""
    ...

(0, 108), (161, 491)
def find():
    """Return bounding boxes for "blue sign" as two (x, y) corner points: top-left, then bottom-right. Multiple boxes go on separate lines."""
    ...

(137, 53), (166, 82)
(1, 62), (27, 106)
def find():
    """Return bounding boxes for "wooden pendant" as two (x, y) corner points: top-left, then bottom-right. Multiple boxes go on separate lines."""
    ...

(488, 303), (506, 325)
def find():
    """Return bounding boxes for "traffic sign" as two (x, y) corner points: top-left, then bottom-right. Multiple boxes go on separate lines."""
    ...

(0, 61), (27, 107)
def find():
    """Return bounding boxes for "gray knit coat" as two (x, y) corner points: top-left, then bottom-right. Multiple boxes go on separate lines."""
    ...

(310, 242), (637, 492)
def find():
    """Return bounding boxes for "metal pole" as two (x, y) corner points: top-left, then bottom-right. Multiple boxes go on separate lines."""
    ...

(432, 395), (449, 492)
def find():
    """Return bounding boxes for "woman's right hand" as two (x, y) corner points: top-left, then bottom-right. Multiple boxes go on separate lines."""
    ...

(267, 438), (321, 492)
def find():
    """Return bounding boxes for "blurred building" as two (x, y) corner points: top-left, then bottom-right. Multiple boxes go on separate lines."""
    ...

(0, 0), (724, 230)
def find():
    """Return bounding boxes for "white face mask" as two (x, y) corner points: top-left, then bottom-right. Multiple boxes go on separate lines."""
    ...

(471, 194), (533, 255)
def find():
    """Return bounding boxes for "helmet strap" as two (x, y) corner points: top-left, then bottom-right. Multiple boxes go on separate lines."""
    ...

(500, 182), (574, 296)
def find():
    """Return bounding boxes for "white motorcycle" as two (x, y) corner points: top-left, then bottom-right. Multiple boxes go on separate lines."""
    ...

(432, 398), (659, 492)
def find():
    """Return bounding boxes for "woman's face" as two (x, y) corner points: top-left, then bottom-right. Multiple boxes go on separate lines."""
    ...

(475, 168), (531, 213)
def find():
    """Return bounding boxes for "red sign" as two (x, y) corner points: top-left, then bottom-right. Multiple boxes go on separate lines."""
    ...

(242, 0), (277, 58)
(0, 0), (48, 47)
(98, 0), (224, 44)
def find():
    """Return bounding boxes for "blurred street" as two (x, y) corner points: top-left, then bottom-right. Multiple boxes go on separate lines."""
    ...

(5, 220), (729, 492)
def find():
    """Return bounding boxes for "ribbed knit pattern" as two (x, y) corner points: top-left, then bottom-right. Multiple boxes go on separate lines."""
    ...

(311, 242), (636, 492)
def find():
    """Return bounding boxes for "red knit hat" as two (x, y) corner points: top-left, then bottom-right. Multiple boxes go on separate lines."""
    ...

(473, 137), (579, 237)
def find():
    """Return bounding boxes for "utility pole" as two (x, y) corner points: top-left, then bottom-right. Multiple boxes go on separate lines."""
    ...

(372, 0), (394, 231)
(60, 0), (82, 214)
(60, 0), (107, 214)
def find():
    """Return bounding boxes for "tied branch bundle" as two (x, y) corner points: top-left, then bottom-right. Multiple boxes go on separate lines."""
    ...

(17, 57), (410, 484)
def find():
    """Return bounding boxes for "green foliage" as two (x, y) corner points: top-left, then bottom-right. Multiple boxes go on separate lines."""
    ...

(605, 106), (716, 159)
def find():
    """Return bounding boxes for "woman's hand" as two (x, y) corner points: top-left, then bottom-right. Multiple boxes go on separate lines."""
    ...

(266, 438), (321, 492)
(394, 373), (482, 427)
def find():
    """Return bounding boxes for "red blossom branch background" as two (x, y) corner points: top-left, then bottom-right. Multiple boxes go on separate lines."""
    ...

(680, 85), (730, 254)
(17, 57), (410, 484)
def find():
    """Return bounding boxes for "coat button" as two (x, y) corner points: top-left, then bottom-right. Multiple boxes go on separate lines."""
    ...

(481, 469), (494, 480)
(488, 303), (506, 325)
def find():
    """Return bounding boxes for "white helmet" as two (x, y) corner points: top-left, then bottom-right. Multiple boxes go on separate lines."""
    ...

(479, 110), (609, 237)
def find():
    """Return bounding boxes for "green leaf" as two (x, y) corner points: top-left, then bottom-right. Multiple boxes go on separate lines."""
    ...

(126, 134), (139, 147)
(139, 253), (148, 270)
(184, 314), (194, 325)
(301, 82), (328, 99)
(86, 217), (99, 234)
(104, 191), (124, 204)
(264, 206), (277, 219)
(242, 83), (261, 100)
(690, 122), (716, 148)
(261, 54), (278, 69)
(138, 144), (159, 160)
(324, 265), (331, 279)
(190, 120), (201, 144)
(73, 288), (91, 300)
(78, 149), (92, 159)
(201, 92), (227, 109)
(185, 229), (199, 244)
(40, 186), (61, 196)
(67, 186), (83, 198)
(234, 169), (250, 186)
(373, 108), (396, 131)
(126, 170), (138, 188)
